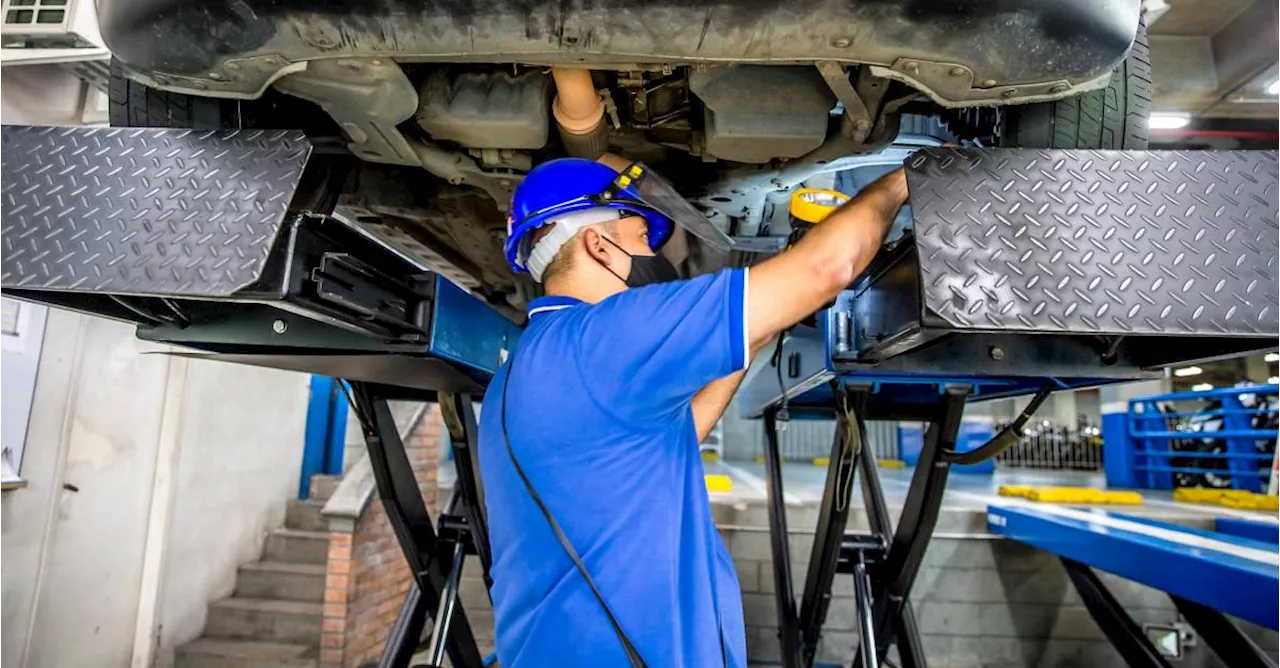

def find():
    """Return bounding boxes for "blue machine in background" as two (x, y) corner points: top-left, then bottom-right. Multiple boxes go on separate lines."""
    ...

(899, 421), (996, 473)
(1103, 385), (1279, 492)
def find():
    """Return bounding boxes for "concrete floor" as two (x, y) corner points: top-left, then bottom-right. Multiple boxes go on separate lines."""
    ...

(703, 459), (1280, 523)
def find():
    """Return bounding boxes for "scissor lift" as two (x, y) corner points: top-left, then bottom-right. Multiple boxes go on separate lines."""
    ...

(988, 503), (1278, 668)
(2, 125), (1277, 667)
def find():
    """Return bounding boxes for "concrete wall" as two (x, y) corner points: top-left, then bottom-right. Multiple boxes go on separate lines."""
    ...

(156, 358), (311, 664)
(0, 309), (309, 667)
(2, 311), (171, 667)
(1, 65), (86, 125)
(2, 299), (48, 482)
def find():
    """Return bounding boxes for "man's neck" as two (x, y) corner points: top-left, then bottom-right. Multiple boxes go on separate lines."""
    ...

(542, 273), (626, 304)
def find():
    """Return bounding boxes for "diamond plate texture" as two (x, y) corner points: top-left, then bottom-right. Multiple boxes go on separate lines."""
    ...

(905, 148), (1279, 336)
(2, 126), (312, 297)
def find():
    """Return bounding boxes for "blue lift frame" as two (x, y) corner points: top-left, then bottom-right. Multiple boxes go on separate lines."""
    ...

(989, 503), (1278, 668)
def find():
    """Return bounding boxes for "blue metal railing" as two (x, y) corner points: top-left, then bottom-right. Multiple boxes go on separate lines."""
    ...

(299, 375), (350, 499)
(1104, 385), (1278, 492)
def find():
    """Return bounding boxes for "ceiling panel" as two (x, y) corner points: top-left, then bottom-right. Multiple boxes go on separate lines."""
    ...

(1148, 0), (1255, 36)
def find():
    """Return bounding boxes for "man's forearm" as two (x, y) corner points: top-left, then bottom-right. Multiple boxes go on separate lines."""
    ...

(692, 370), (748, 443)
(745, 169), (908, 351)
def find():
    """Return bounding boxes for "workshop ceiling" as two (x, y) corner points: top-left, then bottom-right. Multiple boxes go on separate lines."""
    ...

(1148, 0), (1278, 119)
(1150, 0), (1254, 36)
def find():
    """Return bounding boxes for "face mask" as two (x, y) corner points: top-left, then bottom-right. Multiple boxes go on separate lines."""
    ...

(602, 236), (680, 288)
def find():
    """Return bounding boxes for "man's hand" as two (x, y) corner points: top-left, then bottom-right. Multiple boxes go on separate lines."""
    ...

(746, 168), (908, 357)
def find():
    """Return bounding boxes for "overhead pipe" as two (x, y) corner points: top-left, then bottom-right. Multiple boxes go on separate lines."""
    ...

(550, 67), (609, 159)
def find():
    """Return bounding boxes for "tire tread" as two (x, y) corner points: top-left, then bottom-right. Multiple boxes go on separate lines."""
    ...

(108, 60), (227, 130)
(1002, 18), (1151, 150)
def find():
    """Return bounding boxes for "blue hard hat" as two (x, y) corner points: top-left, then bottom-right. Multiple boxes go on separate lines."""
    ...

(505, 158), (674, 274)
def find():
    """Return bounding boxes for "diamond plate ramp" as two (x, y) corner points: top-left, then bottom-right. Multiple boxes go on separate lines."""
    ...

(905, 148), (1279, 337)
(1, 126), (312, 297)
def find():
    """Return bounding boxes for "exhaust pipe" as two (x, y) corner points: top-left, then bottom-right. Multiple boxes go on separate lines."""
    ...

(551, 67), (609, 159)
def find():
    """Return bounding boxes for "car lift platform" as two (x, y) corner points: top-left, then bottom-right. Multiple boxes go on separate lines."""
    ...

(2, 125), (1278, 667)
(988, 503), (1278, 668)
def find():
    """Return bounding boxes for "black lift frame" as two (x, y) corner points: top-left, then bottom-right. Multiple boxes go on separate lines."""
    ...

(760, 384), (986, 668)
(346, 383), (492, 668)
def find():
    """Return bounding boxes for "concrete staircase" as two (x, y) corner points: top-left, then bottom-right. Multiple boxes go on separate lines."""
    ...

(175, 475), (339, 668)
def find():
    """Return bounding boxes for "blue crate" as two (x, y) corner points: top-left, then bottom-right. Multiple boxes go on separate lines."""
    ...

(1103, 385), (1278, 492)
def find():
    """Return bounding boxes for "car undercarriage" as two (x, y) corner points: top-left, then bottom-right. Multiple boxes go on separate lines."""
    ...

(3, 3), (1277, 665)
(99, 0), (1152, 309)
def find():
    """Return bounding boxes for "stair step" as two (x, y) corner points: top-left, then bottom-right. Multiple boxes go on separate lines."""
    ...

(205, 598), (323, 644)
(285, 499), (328, 532)
(265, 529), (329, 565)
(175, 639), (318, 668)
(308, 475), (340, 502)
(235, 562), (326, 602)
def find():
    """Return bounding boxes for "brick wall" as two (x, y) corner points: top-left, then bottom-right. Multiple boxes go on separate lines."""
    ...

(320, 405), (441, 668)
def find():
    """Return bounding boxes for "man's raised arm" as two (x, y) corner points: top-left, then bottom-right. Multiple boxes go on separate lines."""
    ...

(745, 168), (908, 356)
(689, 168), (908, 439)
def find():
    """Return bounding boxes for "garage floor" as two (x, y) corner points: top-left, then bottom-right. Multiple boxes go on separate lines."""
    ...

(703, 459), (1280, 524)
(440, 457), (1279, 524)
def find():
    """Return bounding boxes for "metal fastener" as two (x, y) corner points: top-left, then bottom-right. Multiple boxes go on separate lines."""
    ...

(370, 59), (384, 66)
(949, 66), (966, 76)
(903, 61), (919, 74)
(831, 37), (852, 48)
(1050, 84), (1069, 94)
(980, 78), (997, 87)
(1001, 89), (1018, 98)
(989, 346), (1005, 361)
(272, 319), (288, 334)
(208, 72), (223, 80)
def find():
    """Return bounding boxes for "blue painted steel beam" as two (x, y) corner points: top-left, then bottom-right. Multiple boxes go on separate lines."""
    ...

(1215, 517), (1280, 546)
(300, 375), (335, 499)
(987, 504), (1279, 629)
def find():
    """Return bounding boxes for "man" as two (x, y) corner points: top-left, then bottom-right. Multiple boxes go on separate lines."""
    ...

(478, 157), (909, 667)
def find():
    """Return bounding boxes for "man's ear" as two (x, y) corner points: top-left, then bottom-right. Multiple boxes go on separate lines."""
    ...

(581, 227), (614, 267)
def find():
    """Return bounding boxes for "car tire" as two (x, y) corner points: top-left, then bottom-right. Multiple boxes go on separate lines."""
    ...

(999, 20), (1151, 149)
(944, 19), (1151, 150)
(108, 60), (238, 129)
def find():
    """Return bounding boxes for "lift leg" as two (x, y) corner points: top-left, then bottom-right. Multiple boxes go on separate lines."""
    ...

(1171, 595), (1277, 668)
(762, 408), (805, 668)
(796, 390), (862, 665)
(348, 382), (485, 668)
(853, 403), (927, 668)
(1062, 558), (1172, 668)
(851, 549), (878, 668)
(441, 393), (494, 582)
(856, 385), (970, 667)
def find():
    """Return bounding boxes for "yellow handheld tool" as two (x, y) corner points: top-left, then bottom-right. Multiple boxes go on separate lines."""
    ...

(789, 188), (850, 225)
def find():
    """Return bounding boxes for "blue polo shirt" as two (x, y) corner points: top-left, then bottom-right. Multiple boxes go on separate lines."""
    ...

(478, 268), (750, 668)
